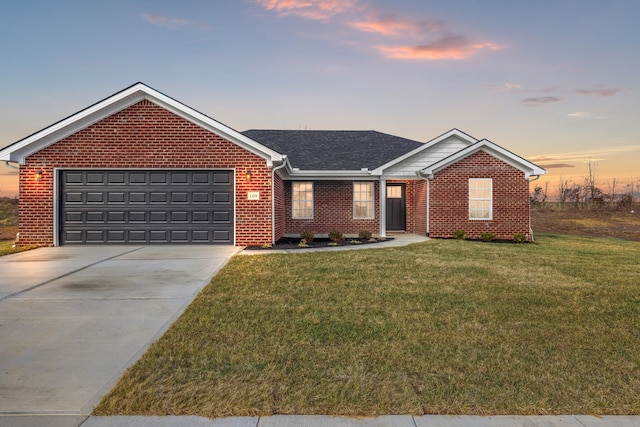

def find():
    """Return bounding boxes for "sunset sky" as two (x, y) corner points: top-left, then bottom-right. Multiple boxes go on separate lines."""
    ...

(1, 0), (638, 197)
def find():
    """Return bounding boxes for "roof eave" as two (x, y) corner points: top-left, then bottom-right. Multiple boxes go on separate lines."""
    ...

(284, 169), (375, 180)
(420, 140), (548, 179)
(0, 83), (284, 166)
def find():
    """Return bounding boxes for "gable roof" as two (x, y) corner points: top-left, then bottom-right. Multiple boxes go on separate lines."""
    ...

(241, 130), (423, 171)
(370, 128), (477, 175)
(419, 139), (547, 179)
(0, 82), (284, 166)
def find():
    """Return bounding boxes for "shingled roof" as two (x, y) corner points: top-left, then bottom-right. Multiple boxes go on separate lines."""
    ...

(241, 130), (424, 170)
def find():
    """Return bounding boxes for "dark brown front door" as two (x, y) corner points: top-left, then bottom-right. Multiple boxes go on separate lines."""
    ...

(386, 184), (406, 231)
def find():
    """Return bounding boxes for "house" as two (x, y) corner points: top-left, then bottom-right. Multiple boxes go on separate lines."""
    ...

(0, 83), (546, 246)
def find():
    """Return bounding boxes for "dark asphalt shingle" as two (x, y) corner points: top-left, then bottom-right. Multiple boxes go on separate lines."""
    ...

(241, 130), (424, 170)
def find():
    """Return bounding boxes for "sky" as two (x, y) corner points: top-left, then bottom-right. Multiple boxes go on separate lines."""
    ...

(1, 0), (639, 197)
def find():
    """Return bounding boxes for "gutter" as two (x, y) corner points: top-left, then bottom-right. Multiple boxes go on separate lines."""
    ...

(271, 156), (288, 244)
(4, 161), (20, 170)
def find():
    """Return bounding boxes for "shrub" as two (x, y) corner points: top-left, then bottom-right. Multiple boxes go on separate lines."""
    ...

(328, 230), (345, 242)
(453, 230), (466, 240)
(513, 233), (527, 244)
(300, 230), (315, 243)
(480, 232), (496, 242)
(358, 230), (372, 239)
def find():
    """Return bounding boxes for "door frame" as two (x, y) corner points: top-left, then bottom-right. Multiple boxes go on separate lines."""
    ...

(385, 183), (406, 231)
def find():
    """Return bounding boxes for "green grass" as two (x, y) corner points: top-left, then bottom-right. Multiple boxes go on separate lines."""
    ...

(95, 235), (640, 416)
(0, 240), (35, 256)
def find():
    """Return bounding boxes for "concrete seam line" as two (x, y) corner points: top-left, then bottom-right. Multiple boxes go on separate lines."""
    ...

(0, 247), (144, 303)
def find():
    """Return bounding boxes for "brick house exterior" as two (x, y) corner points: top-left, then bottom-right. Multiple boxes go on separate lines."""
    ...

(428, 151), (531, 240)
(0, 83), (546, 246)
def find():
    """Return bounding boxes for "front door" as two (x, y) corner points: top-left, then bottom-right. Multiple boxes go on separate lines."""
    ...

(386, 184), (406, 231)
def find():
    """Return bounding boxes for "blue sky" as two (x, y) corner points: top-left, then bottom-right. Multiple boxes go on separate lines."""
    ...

(1, 0), (638, 196)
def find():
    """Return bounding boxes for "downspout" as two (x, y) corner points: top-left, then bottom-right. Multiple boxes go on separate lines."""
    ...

(416, 171), (430, 237)
(271, 156), (288, 245)
(528, 174), (541, 242)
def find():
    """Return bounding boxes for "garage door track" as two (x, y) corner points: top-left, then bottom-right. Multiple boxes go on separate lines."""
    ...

(0, 245), (240, 416)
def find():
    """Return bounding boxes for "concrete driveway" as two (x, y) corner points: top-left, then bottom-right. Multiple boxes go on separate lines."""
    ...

(0, 245), (240, 417)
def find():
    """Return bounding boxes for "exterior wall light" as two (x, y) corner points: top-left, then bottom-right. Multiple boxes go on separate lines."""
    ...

(246, 169), (252, 182)
(35, 169), (43, 182)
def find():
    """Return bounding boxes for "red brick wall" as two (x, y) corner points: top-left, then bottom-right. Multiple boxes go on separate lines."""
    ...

(19, 100), (273, 246)
(411, 180), (427, 236)
(273, 172), (285, 241)
(428, 150), (531, 241)
(284, 181), (379, 236)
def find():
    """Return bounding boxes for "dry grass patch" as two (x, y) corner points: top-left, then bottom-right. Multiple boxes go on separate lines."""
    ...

(95, 235), (640, 416)
(0, 240), (37, 256)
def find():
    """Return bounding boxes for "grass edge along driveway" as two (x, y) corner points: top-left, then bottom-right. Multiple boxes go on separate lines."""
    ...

(95, 234), (640, 417)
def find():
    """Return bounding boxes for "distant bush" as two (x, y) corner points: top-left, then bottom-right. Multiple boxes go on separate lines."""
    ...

(0, 197), (18, 227)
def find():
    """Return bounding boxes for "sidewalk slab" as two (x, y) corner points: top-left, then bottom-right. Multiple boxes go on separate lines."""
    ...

(257, 415), (415, 426)
(83, 416), (258, 426)
(0, 415), (88, 427)
(415, 415), (633, 426)
(575, 415), (640, 426)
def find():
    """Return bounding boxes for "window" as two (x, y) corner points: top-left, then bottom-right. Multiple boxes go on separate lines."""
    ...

(469, 178), (492, 219)
(353, 182), (374, 219)
(292, 182), (313, 219)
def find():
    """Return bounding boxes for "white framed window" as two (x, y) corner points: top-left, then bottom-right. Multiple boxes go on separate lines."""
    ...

(292, 182), (313, 219)
(353, 182), (374, 219)
(469, 178), (492, 220)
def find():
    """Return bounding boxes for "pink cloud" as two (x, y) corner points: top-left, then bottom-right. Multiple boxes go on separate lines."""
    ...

(351, 15), (445, 37)
(254, 1), (502, 61)
(254, 0), (358, 20)
(376, 36), (502, 60)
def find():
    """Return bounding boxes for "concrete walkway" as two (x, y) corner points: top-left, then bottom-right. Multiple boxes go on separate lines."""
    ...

(239, 233), (430, 255)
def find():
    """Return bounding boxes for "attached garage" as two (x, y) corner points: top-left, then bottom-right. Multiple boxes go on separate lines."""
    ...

(59, 169), (234, 244)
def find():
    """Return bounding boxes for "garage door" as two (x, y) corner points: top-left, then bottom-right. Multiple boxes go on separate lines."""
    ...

(60, 170), (234, 244)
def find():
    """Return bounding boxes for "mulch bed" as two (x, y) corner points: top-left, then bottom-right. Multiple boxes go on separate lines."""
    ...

(246, 237), (394, 250)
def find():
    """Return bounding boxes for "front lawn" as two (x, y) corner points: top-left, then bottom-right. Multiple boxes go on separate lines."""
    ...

(95, 235), (640, 416)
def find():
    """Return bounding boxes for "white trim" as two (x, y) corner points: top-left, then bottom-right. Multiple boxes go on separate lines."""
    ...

(421, 139), (547, 179)
(468, 178), (493, 220)
(292, 181), (314, 219)
(352, 182), (374, 219)
(370, 129), (477, 175)
(53, 169), (60, 246)
(0, 83), (284, 166)
(379, 177), (386, 237)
